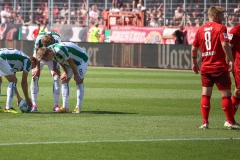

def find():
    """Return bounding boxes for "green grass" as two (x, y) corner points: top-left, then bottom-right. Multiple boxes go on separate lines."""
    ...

(0, 67), (240, 160)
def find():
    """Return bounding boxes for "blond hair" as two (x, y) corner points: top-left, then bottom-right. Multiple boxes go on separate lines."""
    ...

(36, 47), (49, 61)
(41, 34), (54, 47)
(208, 6), (225, 20)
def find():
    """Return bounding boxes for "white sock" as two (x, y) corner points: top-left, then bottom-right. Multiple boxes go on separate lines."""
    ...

(31, 76), (39, 106)
(6, 82), (15, 109)
(62, 83), (69, 108)
(76, 83), (84, 109)
(53, 75), (60, 106)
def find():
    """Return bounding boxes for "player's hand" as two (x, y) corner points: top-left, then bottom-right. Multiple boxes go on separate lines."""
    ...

(74, 74), (83, 84)
(192, 64), (199, 74)
(60, 72), (68, 83)
(25, 97), (32, 108)
(17, 98), (23, 106)
(53, 69), (61, 77)
(32, 68), (40, 77)
(228, 61), (234, 72)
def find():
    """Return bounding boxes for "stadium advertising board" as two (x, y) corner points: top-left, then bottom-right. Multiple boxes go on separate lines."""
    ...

(0, 41), (201, 70)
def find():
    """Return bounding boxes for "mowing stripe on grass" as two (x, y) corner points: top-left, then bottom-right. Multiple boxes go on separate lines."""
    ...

(0, 138), (239, 146)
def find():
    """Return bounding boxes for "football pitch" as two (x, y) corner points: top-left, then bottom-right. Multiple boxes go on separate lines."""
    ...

(0, 67), (240, 160)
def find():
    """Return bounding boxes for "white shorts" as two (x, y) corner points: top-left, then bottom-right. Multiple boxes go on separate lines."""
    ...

(0, 59), (15, 76)
(65, 61), (88, 79)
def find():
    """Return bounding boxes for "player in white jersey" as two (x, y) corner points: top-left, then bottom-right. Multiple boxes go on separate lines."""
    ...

(0, 48), (37, 113)
(36, 42), (89, 113)
(31, 32), (61, 112)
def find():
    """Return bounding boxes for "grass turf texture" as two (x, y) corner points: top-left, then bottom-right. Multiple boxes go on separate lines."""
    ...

(0, 67), (240, 160)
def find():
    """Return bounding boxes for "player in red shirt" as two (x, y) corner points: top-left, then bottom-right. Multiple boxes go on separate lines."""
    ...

(191, 6), (240, 129)
(229, 24), (240, 120)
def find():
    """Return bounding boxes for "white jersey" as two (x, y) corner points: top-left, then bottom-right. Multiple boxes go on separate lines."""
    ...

(34, 31), (61, 50)
(0, 48), (32, 73)
(48, 42), (88, 67)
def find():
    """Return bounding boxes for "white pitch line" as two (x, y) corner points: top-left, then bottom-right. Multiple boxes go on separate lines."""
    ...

(0, 138), (240, 146)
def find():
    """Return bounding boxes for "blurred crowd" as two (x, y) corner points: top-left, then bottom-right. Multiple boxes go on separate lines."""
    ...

(0, 0), (240, 27)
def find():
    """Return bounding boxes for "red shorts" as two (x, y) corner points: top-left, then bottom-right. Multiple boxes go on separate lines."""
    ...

(233, 70), (240, 89)
(201, 71), (231, 90)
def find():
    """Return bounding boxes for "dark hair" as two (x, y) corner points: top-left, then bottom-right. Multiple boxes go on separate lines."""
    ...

(41, 34), (54, 47)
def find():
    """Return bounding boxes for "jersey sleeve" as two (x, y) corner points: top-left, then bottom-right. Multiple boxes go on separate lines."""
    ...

(52, 44), (70, 62)
(23, 58), (32, 73)
(219, 25), (229, 42)
(228, 27), (238, 45)
(192, 30), (200, 47)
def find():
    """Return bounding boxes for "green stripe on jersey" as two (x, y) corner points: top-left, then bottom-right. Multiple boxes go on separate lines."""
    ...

(67, 46), (88, 63)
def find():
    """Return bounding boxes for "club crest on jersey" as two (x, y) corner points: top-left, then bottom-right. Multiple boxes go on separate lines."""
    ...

(228, 34), (233, 40)
(223, 33), (228, 38)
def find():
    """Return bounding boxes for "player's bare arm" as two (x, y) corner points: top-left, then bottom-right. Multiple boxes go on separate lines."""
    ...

(32, 49), (41, 77)
(59, 63), (68, 83)
(66, 58), (82, 84)
(52, 60), (60, 77)
(222, 41), (234, 72)
(21, 71), (32, 108)
(191, 46), (199, 74)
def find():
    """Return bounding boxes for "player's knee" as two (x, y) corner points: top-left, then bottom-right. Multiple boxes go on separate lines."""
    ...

(235, 89), (240, 97)
(32, 76), (39, 82)
(53, 75), (59, 81)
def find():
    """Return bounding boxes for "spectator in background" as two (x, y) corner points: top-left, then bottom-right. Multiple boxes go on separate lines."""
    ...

(172, 25), (185, 44)
(16, 3), (22, 16)
(174, 6), (184, 21)
(60, 7), (67, 18)
(53, 5), (59, 18)
(89, 5), (99, 20)
(228, 14), (238, 27)
(80, 3), (87, 17)
(132, 3), (142, 13)
(34, 8), (44, 24)
(112, 0), (123, 9)
(89, 22), (100, 42)
(125, 2), (132, 12)
(15, 14), (29, 25)
(149, 18), (158, 27)
(132, 0), (142, 10)
(1, 6), (11, 24)
(39, 23), (46, 33)
(234, 4), (240, 15)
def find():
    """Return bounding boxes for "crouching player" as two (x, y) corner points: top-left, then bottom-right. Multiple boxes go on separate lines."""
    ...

(31, 32), (61, 112)
(36, 42), (88, 113)
(0, 48), (37, 113)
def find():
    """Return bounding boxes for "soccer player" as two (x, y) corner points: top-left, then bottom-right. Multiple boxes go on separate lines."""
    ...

(36, 42), (88, 113)
(0, 48), (37, 113)
(228, 23), (240, 122)
(191, 6), (240, 129)
(31, 32), (61, 112)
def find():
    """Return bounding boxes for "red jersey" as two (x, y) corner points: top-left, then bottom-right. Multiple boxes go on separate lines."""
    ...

(192, 21), (229, 73)
(229, 24), (240, 68)
(32, 29), (40, 39)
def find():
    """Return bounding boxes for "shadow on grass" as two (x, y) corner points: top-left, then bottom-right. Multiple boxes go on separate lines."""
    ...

(27, 110), (138, 115)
